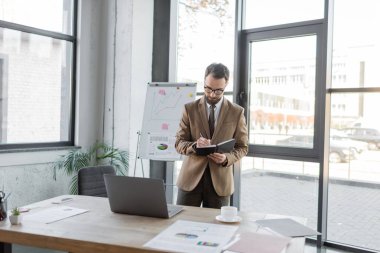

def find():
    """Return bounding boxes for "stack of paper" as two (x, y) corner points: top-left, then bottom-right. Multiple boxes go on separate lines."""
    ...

(24, 206), (88, 224)
(254, 218), (321, 237)
(224, 232), (291, 253)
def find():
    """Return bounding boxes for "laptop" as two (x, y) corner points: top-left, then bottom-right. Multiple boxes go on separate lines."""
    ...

(104, 175), (183, 218)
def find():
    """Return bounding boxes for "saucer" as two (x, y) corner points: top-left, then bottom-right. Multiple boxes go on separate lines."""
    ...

(215, 215), (242, 223)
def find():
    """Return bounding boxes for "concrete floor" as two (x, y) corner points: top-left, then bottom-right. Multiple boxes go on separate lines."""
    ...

(241, 170), (380, 252)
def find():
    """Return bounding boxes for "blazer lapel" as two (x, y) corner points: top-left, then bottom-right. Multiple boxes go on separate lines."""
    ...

(198, 96), (211, 138)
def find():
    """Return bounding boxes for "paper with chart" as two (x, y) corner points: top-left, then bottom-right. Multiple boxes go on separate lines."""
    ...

(144, 220), (238, 253)
(139, 83), (196, 161)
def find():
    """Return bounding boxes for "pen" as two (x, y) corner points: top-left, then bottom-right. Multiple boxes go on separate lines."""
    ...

(197, 241), (219, 247)
(52, 197), (73, 204)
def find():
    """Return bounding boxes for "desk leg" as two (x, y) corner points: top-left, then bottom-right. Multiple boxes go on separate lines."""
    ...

(0, 243), (11, 253)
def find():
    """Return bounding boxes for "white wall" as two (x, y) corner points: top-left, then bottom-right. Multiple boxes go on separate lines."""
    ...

(129, 0), (154, 177)
(102, 0), (153, 177)
(0, 150), (71, 209)
(76, 0), (107, 147)
(0, 0), (154, 211)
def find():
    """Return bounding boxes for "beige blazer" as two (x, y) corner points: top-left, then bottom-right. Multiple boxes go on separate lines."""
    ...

(175, 96), (249, 196)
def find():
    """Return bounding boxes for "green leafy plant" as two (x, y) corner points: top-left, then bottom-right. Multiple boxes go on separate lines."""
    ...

(53, 142), (129, 194)
(11, 207), (20, 216)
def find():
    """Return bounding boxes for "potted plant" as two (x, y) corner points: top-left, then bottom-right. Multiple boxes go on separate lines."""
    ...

(9, 207), (22, 225)
(53, 142), (129, 194)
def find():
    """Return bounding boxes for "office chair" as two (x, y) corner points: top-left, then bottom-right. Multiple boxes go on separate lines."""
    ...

(78, 165), (116, 197)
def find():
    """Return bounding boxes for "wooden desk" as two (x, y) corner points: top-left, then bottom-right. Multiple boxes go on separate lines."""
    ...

(0, 195), (305, 253)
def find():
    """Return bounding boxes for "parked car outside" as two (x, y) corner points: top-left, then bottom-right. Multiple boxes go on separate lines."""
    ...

(330, 129), (368, 155)
(276, 135), (355, 163)
(340, 127), (380, 150)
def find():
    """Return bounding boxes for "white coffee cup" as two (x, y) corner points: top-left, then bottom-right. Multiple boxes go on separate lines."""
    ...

(221, 206), (238, 221)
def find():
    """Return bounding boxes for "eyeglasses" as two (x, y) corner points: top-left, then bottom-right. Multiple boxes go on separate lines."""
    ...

(204, 86), (224, 95)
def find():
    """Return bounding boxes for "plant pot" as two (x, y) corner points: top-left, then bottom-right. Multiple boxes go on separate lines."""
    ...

(9, 214), (22, 225)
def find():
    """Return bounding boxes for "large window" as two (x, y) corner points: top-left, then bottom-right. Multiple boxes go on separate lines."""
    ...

(0, 0), (74, 34)
(238, 18), (325, 248)
(0, 0), (76, 148)
(249, 35), (317, 148)
(176, 0), (235, 93)
(168, 0), (380, 251)
(327, 0), (380, 250)
(242, 22), (324, 160)
(244, 0), (324, 29)
(238, 0), (380, 252)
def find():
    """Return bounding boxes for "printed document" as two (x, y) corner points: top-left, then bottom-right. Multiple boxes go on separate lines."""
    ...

(144, 220), (238, 253)
(24, 205), (88, 224)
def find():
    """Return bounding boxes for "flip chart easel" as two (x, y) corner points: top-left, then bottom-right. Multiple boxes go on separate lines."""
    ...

(134, 82), (196, 175)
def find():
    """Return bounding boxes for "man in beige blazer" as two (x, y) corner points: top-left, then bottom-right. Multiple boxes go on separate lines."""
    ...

(175, 63), (248, 208)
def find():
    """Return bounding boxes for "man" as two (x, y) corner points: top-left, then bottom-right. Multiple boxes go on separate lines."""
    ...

(175, 63), (248, 208)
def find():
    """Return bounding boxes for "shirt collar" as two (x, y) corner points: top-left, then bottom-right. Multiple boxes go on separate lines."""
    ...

(206, 97), (223, 110)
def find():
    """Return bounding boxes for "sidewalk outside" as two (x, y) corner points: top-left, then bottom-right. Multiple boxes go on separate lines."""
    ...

(241, 170), (380, 251)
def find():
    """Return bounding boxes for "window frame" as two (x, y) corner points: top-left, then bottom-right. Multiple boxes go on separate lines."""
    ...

(0, 1), (77, 150)
(235, 1), (330, 248)
(239, 20), (326, 162)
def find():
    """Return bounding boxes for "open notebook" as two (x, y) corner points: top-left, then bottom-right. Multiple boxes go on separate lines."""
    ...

(196, 139), (236, 156)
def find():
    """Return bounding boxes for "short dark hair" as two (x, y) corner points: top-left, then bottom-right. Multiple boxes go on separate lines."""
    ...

(204, 63), (230, 82)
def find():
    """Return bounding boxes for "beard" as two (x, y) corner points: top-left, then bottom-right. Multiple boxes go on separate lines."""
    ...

(205, 95), (222, 105)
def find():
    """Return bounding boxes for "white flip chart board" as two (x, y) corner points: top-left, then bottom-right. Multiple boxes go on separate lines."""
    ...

(138, 82), (197, 161)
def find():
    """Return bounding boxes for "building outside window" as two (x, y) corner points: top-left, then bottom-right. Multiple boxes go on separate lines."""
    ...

(0, 0), (75, 148)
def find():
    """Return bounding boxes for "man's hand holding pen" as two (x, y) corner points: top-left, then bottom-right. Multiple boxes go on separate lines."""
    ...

(197, 133), (211, 148)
